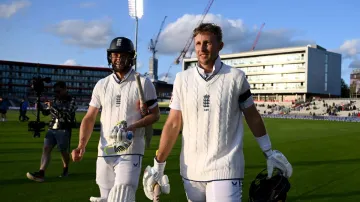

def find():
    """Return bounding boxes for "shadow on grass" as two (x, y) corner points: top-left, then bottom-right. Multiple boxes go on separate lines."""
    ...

(2, 172), (96, 186)
(246, 158), (360, 169)
(289, 166), (360, 201)
(289, 191), (360, 200)
(0, 148), (43, 154)
(0, 159), (62, 164)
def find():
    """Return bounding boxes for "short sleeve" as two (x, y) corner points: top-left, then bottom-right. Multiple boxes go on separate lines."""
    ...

(143, 78), (158, 109)
(239, 76), (254, 110)
(89, 80), (102, 108)
(169, 73), (181, 111)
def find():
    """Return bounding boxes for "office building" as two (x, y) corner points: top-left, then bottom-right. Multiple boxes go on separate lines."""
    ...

(0, 60), (111, 106)
(183, 44), (342, 102)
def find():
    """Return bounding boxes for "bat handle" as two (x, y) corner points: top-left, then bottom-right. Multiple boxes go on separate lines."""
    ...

(153, 183), (161, 202)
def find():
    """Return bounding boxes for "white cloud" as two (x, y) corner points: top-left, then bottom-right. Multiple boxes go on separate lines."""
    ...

(158, 72), (173, 83)
(339, 39), (360, 59)
(79, 2), (96, 8)
(136, 61), (143, 69)
(337, 39), (360, 83)
(156, 14), (314, 56)
(0, 0), (30, 18)
(48, 18), (113, 49)
(349, 59), (360, 69)
(63, 59), (77, 65)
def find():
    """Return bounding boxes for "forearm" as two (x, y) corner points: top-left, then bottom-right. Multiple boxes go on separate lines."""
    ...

(78, 117), (95, 148)
(244, 110), (272, 156)
(156, 122), (181, 163)
(245, 111), (267, 138)
(132, 113), (160, 129)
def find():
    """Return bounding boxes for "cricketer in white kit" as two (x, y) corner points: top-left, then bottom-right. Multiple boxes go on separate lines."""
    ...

(142, 23), (292, 202)
(72, 37), (160, 202)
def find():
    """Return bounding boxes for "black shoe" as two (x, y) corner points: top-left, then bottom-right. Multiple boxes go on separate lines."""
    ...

(26, 171), (44, 182)
(59, 171), (68, 178)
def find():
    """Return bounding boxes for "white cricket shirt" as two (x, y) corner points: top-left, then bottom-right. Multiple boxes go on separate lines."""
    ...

(89, 69), (158, 156)
(170, 57), (254, 181)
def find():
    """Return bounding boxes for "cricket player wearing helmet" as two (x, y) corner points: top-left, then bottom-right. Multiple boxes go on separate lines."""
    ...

(72, 37), (160, 202)
(142, 23), (293, 202)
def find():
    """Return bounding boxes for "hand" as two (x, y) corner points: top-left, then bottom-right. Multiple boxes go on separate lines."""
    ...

(266, 150), (293, 179)
(125, 124), (136, 133)
(137, 100), (149, 116)
(71, 147), (85, 162)
(142, 158), (170, 200)
(45, 101), (51, 108)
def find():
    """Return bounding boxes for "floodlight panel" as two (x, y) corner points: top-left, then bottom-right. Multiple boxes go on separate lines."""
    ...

(128, 0), (143, 19)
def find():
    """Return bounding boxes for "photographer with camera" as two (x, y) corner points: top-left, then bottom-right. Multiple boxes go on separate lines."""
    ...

(26, 81), (77, 182)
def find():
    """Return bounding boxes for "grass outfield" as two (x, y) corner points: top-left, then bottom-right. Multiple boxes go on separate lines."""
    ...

(0, 110), (360, 201)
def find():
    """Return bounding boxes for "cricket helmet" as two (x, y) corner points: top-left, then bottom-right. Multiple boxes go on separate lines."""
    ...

(107, 37), (136, 66)
(248, 168), (291, 202)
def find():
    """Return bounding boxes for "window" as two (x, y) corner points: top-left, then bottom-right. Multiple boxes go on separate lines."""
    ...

(325, 54), (328, 63)
(324, 54), (328, 92)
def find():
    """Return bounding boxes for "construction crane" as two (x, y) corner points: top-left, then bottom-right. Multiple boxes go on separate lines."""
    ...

(174, 0), (215, 65)
(149, 16), (167, 59)
(251, 23), (265, 51)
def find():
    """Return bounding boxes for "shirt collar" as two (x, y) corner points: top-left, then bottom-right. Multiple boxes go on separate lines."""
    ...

(112, 69), (134, 84)
(196, 56), (222, 76)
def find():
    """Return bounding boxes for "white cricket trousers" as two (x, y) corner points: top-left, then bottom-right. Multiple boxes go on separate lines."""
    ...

(96, 155), (143, 190)
(182, 178), (243, 202)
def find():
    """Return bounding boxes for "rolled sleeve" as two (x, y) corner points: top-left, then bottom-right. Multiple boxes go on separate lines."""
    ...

(89, 81), (102, 108)
(169, 74), (181, 111)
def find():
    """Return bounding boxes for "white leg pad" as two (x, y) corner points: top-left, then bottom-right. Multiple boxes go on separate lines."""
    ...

(107, 184), (135, 202)
(89, 196), (107, 202)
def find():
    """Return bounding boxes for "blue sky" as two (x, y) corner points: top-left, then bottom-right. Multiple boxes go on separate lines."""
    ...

(0, 0), (359, 85)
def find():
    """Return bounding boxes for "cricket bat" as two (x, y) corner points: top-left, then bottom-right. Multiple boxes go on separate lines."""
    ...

(134, 73), (154, 149)
(153, 149), (161, 202)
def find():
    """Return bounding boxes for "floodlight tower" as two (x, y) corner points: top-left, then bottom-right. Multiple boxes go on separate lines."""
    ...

(128, 0), (144, 71)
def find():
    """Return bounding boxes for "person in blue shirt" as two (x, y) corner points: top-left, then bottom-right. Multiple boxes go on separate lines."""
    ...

(19, 98), (30, 122)
(0, 97), (10, 122)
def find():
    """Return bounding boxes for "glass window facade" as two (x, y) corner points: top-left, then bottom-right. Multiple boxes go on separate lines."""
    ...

(184, 52), (306, 93)
(0, 62), (111, 106)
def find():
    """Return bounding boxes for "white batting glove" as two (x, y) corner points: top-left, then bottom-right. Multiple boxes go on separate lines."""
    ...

(89, 196), (107, 202)
(110, 124), (121, 140)
(142, 158), (170, 200)
(266, 150), (293, 179)
(107, 122), (133, 153)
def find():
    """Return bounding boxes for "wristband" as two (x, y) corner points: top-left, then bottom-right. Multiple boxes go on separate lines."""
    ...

(256, 134), (273, 157)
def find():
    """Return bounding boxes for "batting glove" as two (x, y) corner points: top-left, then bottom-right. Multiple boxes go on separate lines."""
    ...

(266, 150), (293, 179)
(142, 158), (170, 200)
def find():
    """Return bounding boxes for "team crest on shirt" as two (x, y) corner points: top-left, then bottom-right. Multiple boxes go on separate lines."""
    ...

(203, 94), (210, 111)
(116, 95), (121, 107)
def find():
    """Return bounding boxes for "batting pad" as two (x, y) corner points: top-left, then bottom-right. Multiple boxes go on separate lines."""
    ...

(107, 184), (135, 202)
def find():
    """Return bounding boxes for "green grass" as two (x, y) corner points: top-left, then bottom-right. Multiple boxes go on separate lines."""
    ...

(0, 110), (360, 201)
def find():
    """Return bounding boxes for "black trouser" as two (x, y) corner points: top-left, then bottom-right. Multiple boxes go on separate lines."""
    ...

(19, 110), (29, 121)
